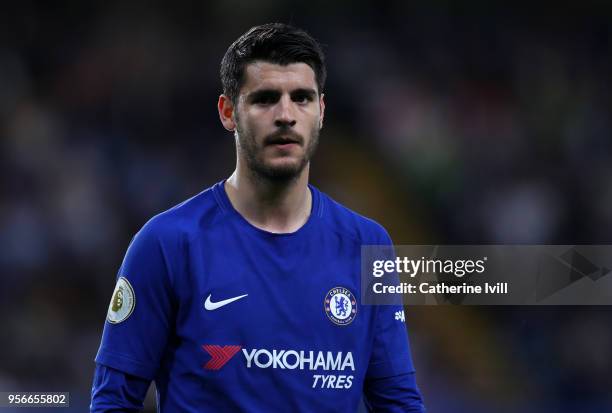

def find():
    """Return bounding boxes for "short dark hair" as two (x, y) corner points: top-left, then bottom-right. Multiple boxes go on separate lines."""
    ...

(220, 23), (326, 104)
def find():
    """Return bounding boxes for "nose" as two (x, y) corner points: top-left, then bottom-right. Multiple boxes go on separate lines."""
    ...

(274, 95), (297, 128)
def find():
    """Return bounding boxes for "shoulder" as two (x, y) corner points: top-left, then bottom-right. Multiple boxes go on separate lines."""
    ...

(135, 183), (224, 244)
(314, 186), (392, 246)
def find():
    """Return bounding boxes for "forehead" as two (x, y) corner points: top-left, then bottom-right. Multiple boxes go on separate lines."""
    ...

(241, 61), (317, 93)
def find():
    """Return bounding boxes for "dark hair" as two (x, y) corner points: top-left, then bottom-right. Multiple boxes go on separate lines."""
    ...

(220, 23), (326, 104)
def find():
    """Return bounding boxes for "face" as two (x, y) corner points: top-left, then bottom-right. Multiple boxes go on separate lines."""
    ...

(220, 62), (325, 181)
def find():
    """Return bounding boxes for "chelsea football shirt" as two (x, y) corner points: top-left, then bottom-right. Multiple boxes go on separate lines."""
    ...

(93, 181), (424, 412)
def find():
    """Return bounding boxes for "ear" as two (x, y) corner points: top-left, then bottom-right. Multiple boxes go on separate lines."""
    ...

(318, 93), (326, 129)
(218, 94), (236, 131)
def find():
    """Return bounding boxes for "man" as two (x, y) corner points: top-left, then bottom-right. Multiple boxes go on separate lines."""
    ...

(91, 23), (425, 412)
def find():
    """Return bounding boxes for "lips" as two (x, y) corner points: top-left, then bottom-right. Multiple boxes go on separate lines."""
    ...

(265, 131), (303, 146)
(269, 141), (300, 152)
(266, 137), (301, 146)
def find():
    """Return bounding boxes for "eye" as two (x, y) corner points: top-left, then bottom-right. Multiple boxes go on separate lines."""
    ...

(251, 92), (279, 105)
(253, 96), (275, 105)
(292, 93), (314, 104)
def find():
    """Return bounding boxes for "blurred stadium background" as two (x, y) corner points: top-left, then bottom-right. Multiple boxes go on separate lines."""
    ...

(1, 1), (611, 412)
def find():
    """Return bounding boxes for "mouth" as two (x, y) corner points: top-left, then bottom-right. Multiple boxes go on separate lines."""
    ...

(266, 135), (302, 149)
(267, 136), (300, 144)
(269, 142), (300, 154)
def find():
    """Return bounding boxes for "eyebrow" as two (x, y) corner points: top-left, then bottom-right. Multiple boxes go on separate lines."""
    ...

(246, 88), (318, 102)
(246, 89), (280, 102)
(291, 88), (318, 98)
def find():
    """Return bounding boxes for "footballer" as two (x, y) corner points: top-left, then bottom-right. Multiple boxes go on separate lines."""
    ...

(91, 23), (425, 412)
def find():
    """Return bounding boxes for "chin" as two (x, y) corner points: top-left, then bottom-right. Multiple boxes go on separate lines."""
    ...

(254, 159), (307, 181)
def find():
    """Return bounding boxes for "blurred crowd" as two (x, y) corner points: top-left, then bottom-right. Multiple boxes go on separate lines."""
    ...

(1, 2), (611, 412)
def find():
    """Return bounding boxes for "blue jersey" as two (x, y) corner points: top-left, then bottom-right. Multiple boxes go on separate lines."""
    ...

(92, 181), (425, 412)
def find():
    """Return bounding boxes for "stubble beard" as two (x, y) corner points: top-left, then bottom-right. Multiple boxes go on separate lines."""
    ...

(235, 121), (320, 183)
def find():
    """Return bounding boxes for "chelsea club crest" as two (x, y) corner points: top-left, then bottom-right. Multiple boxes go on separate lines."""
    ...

(324, 287), (357, 326)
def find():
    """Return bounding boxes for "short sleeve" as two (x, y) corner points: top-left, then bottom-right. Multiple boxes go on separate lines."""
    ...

(90, 364), (151, 412)
(95, 217), (177, 380)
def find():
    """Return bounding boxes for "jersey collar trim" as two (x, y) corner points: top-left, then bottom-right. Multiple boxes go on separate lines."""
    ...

(212, 180), (324, 236)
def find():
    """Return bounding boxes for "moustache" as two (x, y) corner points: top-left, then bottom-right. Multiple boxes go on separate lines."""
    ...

(264, 129), (304, 146)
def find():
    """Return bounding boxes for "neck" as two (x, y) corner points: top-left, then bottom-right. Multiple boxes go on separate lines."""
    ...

(224, 163), (312, 234)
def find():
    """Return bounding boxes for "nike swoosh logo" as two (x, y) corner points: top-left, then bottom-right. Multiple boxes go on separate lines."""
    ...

(204, 293), (248, 311)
